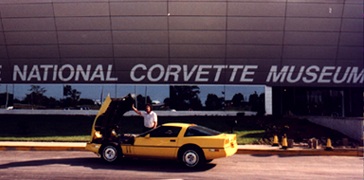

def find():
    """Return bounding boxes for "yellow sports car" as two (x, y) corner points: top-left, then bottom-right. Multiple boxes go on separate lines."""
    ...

(86, 94), (238, 168)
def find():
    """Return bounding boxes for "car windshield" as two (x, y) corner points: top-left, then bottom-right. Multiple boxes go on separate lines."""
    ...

(184, 125), (221, 137)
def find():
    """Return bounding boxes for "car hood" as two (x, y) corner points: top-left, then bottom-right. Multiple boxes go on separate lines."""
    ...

(91, 94), (135, 140)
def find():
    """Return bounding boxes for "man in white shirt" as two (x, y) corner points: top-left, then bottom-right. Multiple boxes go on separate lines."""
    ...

(132, 104), (158, 132)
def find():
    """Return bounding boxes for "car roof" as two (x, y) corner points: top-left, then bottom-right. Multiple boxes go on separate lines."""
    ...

(162, 123), (195, 128)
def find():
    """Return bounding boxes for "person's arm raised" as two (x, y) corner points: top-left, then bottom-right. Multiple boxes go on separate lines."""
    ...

(132, 105), (142, 116)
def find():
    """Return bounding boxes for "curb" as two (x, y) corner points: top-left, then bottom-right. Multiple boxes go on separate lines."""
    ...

(237, 148), (364, 157)
(0, 146), (86, 151)
(0, 142), (86, 152)
(0, 142), (362, 157)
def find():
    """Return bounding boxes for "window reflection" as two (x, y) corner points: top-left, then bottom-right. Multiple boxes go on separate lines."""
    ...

(0, 83), (266, 113)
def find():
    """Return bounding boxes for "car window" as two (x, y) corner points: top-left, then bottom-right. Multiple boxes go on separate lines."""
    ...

(184, 125), (221, 137)
(149, 126), (182, 138)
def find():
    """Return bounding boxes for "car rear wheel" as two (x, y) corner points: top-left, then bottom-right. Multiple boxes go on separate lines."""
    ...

(101, 144), (121, 163)
(179, 147), (205, 168)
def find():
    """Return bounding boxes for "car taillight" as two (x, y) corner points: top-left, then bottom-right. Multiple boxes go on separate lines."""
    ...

(231, 142), (235, 148)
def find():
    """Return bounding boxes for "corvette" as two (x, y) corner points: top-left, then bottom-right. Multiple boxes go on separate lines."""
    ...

(86, 94), (238, 168)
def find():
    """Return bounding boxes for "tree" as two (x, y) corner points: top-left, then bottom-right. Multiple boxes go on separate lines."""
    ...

(63, 85), (81, 100)
(205, 93), (223, 110)
(249, 91), (259, 111)
(232, 93), (244, 108)
(47, 97), (59, 109)
(23, 85), (48, 107)
(256, 93), (266, 116)
(62, 85), (81, 107)
(29, 85), (46, 96)
(136, 94), (152, 109)
(79, 98), (95, 106)
(169, 86), (202, 110)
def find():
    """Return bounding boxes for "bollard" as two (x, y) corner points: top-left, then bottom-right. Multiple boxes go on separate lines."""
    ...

(272, 134), (279, 147)
(325, 138), (334, 151)
(281, 134), (288, 150)
(309, 138), (319, 149)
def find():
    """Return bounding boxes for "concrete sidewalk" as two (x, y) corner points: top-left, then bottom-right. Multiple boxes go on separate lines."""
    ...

(237, 144), (363, 157)
(0, 141), (362, 157)
(0, 141), (86, 151)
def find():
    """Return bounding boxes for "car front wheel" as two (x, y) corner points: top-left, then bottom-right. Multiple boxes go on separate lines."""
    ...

(179, 148), (204, 168)
(101, 144), (121, 163)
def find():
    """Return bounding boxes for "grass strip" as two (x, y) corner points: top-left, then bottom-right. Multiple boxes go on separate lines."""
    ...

(233, 130), (266, 145)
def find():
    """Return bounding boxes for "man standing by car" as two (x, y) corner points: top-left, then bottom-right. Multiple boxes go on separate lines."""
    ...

(132, 104), (158, 132)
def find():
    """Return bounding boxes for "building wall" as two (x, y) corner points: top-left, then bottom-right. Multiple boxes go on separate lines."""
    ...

(0, 0), (362, 86)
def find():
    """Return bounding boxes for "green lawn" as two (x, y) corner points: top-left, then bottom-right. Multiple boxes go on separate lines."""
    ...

(232, 130), (266, 145)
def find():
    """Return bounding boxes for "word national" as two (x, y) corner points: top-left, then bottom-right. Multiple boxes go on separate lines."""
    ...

(13, 64), (118, 82)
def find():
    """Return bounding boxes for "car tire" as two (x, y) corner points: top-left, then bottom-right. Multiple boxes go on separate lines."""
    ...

(101, 144), (121, 163)
(179, 147), (205, 168)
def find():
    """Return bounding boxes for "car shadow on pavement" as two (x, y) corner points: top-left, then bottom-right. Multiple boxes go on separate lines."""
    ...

(0, 157), (216, 172)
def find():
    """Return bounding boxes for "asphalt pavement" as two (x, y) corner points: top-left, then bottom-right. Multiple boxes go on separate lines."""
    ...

(0, 141), (362, 157)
